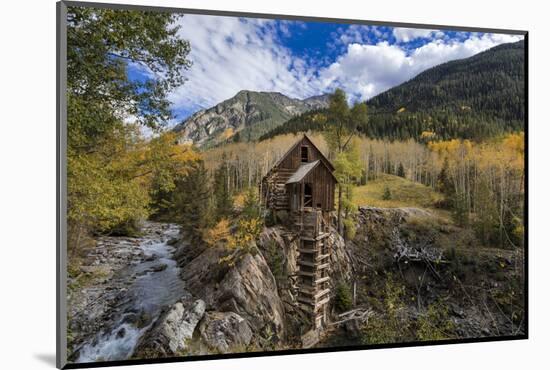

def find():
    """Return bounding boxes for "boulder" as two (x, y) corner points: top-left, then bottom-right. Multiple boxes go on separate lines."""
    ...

(181, 247), (286, 343)
(198, 311), (253, 353)
(133, 299), (205, 358)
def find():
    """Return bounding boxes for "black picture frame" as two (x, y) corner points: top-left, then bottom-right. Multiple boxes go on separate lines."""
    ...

(57, 1), (528, 368)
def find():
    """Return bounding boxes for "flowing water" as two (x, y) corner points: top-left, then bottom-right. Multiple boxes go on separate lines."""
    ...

(76, 223), (190, 363)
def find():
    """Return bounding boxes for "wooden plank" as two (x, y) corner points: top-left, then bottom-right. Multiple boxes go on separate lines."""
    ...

(315, 276), (330, 284)
(314, 288), (331, 300)
(315, 253), (330, 262)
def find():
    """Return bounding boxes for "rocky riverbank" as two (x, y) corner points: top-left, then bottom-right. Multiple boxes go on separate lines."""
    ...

(67, 222), (187, 362)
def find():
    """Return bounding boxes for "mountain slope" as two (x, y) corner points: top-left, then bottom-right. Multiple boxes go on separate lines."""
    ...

(173, 90), (330, 147)
(260, 40), (525, 142)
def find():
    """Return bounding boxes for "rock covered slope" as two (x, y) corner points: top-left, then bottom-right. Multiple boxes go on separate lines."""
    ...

(173, 90), (329, 147)
(344, 207), (525, 340)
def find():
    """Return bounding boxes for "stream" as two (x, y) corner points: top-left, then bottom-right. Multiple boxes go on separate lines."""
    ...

(75, 222), (190, 363)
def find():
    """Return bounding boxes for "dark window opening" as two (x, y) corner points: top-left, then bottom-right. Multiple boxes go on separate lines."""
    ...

(304, 183), (313, 207)
(301, 146), (308, 162)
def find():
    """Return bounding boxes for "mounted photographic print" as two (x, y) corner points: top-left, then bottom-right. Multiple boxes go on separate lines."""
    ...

(56, 1), (528, 368)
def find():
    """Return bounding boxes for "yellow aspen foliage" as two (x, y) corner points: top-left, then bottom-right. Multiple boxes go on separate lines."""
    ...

(420, 131), (436, 140)
(219, 217), (263, 266)
(203, 219), (231, 246)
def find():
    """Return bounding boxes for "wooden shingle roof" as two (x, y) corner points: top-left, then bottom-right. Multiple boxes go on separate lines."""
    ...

(285, 159), (338, 184)
(272, 134), (335, 172)
(286, 161), (320, 184)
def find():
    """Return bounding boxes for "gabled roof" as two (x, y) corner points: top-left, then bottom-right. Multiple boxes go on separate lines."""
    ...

(286, 161), (320, 184)
(272, 134), (335, 172)
(285, 159), (338, 184)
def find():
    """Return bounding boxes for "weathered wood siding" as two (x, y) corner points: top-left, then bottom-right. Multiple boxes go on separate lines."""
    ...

(278, 137), (332, 170)
(286, 164), (335, 212)
(302, 164), (335, 212)
(263, 135), (336, 212)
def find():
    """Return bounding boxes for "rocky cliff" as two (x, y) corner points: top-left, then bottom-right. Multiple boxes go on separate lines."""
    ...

(173, 90), (329, 147)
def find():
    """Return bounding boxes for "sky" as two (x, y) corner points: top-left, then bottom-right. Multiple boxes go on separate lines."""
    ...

(129, 14), (523, 124)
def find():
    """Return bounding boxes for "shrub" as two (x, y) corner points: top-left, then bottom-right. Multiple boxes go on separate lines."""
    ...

(362, 274), (409, 344)
(203, 219), (231, 246)
(343, 218), (357, 240)
(416, 300), (455, 341)
(219, 217), (263, 266)
(334, 282), (353, 312)
(264, 239), (284, 281)
(382, 185), (392, 200)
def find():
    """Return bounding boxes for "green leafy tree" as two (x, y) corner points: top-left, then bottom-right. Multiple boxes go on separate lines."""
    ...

(472, 179), (499, 245)
(66, 7), (192, 252)
(323, 89), (368, 234)
(436, 157), (454, 196)
(435, 157), (456, 209)
(67, 7), (191, 136)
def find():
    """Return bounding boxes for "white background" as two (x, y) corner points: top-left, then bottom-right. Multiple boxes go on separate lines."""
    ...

(0, 0), (546, 369)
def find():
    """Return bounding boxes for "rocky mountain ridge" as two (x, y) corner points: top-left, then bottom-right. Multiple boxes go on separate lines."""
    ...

(173, 90), (330, 147)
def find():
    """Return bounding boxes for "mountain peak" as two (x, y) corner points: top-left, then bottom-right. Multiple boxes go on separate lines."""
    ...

(173, 90), (330, 147)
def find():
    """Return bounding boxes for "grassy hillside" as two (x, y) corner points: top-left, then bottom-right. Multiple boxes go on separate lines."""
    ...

(353, 174), (443, 209)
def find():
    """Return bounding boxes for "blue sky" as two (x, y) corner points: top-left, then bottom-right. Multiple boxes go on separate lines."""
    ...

(129, 15), (523, 124)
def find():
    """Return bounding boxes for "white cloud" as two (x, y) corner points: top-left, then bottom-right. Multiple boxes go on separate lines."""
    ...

(168, 14), (523, 117)
(168, 15), (320, 116)
(318, 33), (523, 101)
(393, 27), (438, 42)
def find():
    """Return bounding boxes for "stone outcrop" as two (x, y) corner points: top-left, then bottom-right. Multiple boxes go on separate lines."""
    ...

(198, 311), (253, 353)
(133, 299), (205, 358)
(179, 245), (286, 345)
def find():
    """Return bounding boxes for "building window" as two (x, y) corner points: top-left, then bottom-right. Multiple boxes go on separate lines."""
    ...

(301, 146), (308, 162)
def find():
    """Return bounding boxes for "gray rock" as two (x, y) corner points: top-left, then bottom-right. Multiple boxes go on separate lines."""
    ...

(199, 311), (253, 353)
(133, 299), (205, 358)
(181, 248), (286, 341)
(150, 263), (168, 273)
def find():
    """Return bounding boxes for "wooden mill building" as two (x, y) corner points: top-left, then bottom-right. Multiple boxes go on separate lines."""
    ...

(261, 135), (338, 329)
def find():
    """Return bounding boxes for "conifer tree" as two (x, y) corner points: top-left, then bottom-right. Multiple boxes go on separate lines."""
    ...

(242, 187), (261, 220)
(382, 186), (392, 200)
(397, 162), (406, 178)
(175, 160), (211, 241)
(213, 154), (233, 220)
(436, 157), (455, 200)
